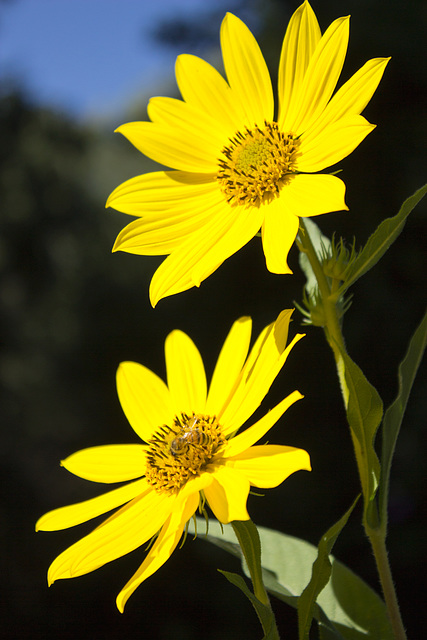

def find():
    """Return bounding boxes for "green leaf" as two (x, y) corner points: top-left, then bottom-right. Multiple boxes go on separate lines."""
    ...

(220, 570), (278, 640)
(298, 497), (359, 640)
(298, 217), (332, 296)
(231, 520), (264, 601)
(230, 520), (280, 638)
(191, 519), (393, 639)
(379, 309), (427, 527)
(339, 184), (427, 294)
(318, 610), (348, 640)
(337, 348), (383, 528)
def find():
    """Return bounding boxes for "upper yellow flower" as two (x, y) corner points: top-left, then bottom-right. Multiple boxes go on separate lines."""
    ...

(36, 310), (310, 612)
(107, 1), (389, 306)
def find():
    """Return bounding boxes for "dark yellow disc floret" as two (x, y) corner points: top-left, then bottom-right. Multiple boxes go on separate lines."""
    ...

(217, 121), (300, 206)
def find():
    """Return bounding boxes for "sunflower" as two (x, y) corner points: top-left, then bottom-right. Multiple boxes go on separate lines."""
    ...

(106, 1), (389, 306)
(36, 310), (310, 611)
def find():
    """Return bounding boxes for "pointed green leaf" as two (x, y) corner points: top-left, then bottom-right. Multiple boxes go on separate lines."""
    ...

(191, 519), (393, 639)
(298, 497), (359, 640)
(337, 348), (383, 528)
(339, 184), (427, 294)
(220, 570), (278, 640)
(379, 309), (427, 526)
(231, 520), (264, 601)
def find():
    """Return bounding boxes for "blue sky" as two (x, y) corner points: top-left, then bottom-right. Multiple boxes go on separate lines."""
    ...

(0, 0), (227, 121)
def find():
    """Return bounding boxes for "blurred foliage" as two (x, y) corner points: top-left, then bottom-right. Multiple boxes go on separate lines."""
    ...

(152, 0), (259, 52)
(1, 0), (425, 638)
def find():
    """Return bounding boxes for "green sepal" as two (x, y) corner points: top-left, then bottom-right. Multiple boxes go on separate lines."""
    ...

(297, 219), (352, 325)
(219, 570), (278, 640)
(337, 183), (427, 296)
(336, 346), (383, 529)
(298, 217), (332, 299)
(191, 519), (393, 639)
(297, 496), (359, 640)
(379, 308), (427, 527)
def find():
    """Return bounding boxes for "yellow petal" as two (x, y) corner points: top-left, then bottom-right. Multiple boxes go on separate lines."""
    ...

(226, 444), (311, 487)
(298, 114), (375, 173)
(178, 471), (214, 500)
(278, 1), (321, 124)
(220, 13), (274, 126)
(149, 251), (194, 306)
(147, 194), (246, 306)
(36, 478), (148, 532)
(191, 200), (264, 286)
(61, 445), (147, 483)
(165, 330), (207, 416)
(224, 390), (303, 457)
(219, 310), (304, 434)
(206, 317), (252, 415)
(106, 170), (217, 216)
(204, 465), (250, 524)
(276, 174), (347, 218)
(116, 361), (173, 442)
(112, 216), (184, 256)
(112, 183), (225, 256)
(48, 487), (175, 584)
(175, 53), (244, 132)
(147, 96), (228, 150)
(116, 121), (218, 173)
(261, 196), (300, 274)
(303, 57), (390, 140)
(282, 16), (350, 134)
(116, 492), (199, 612)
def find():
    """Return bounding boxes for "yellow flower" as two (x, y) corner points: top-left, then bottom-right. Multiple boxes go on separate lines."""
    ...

(107, 1), (389, 306)
(36, 310), (310, 612)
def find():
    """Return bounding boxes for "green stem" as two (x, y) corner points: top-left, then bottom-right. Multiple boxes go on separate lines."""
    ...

(297, 219), (407, 640)
(369, 529), (408, 640)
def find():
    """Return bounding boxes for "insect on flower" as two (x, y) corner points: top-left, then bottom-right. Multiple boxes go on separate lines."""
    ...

(170, 416), (199, 453)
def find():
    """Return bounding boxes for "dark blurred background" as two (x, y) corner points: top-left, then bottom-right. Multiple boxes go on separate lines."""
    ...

(1, 0), (425, 638)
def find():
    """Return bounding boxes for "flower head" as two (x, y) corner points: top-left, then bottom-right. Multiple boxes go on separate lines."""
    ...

(107, 1), (389, 306)
(36, 310), (310, 611)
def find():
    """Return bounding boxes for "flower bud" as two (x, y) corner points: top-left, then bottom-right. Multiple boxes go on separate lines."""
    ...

(322, 236), (358, 282)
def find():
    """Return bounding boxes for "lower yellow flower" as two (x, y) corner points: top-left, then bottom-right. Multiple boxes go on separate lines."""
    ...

(36, 310), (310, 612)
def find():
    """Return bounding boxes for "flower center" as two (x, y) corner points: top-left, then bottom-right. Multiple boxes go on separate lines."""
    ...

(145, 413), (225, 495)
(217, 121), (300, 206)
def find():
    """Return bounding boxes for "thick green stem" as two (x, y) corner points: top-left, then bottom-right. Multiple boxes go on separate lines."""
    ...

(297, 219), (407, 640)
(369, 529), (408, 640)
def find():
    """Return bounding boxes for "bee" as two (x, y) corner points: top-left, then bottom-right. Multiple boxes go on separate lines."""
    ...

(170, 417), (210, 456)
